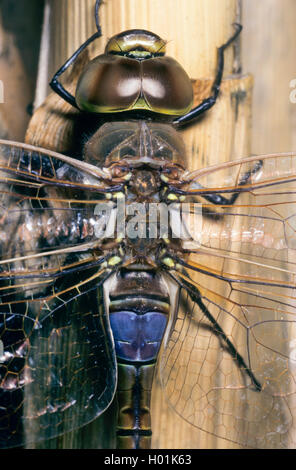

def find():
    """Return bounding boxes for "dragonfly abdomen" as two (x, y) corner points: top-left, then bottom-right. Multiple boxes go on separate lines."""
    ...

(108, 269), (169, 449)
(115, 363), (155, 449)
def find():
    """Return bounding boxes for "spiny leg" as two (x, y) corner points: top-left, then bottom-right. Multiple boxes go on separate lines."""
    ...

(49, 0), (103, 108)
(201, 159), (263, 206)
(173, 24), (242, 127)
(168, 272), (262, 391)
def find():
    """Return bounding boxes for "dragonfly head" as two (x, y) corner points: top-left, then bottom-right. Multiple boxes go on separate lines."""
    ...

(75, 29), (193, 115)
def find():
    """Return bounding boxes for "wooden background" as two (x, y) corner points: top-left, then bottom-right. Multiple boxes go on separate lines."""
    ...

(1, 0), (296, 152)
(1, 0), (296, 449)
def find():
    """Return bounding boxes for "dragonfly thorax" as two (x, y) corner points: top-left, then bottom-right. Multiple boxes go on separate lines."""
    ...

(129, 168), (159, 198)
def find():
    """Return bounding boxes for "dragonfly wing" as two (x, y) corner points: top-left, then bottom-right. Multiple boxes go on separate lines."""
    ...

(23, 269), (116, 446)
(160, 269), (296, 448)
(0, 255), (117, 448)
(0, 143), (117, 447)
(160, 153), (296, 448)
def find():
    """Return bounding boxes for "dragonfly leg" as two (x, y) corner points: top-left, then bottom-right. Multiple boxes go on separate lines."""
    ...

(50, 32), (101, 109)
(50, 0), (103, 108)
(201, 159), (263, 206)
(173, 24), (242, 127)
(172, 273), (262, 391)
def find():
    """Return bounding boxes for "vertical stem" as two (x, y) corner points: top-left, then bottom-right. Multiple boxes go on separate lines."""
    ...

(242, 0), (296, 153)
(0, 0), (43, 140)
(27, 0), (252, 449)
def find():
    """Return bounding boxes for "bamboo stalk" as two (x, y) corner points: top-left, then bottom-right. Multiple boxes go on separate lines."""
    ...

(241, 0), (296, 450)
(0, 1), (43, 141)
(26, 0), (252, 449)
(242, 0), (296, 153)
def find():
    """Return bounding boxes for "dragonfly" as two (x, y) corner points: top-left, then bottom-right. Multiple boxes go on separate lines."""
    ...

(1, 0), (296, 449)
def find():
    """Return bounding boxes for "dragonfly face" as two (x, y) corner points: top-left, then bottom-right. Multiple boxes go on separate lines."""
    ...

(1, 0), (296, 451)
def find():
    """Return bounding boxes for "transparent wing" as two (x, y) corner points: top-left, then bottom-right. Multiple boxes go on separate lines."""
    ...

(160, 153), (296, 448)
(0, 268), (117, 448)
(0, 140), (120, 260)
(0, 142), (117, 448)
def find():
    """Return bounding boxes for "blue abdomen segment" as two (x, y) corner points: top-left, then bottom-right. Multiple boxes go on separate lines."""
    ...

(109, 311), (167, 362)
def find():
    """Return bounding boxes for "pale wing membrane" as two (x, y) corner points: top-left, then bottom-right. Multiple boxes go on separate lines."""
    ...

(179, 153), (296, 253)
(0, 140), (111, 184)
(161, 154), (296, 448)
(0, 141), (118, 258)
(160, 272), (296, 449)
(182, 152), (296, 190)
(0, 143), (117, 447)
